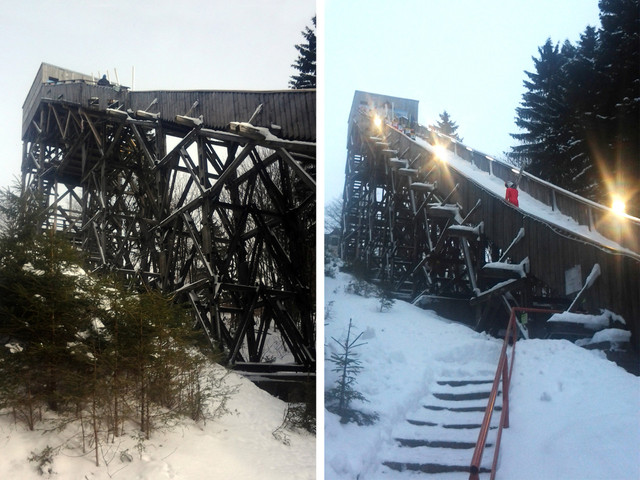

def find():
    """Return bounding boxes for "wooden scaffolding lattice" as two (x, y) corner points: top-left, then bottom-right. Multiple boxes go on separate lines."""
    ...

(342, 112), (488, 305)
(22, 68), (316, 373)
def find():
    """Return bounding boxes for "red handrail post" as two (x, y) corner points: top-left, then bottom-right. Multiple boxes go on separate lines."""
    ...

(502, 356), (510, 429)
(470, 307), (562, 480)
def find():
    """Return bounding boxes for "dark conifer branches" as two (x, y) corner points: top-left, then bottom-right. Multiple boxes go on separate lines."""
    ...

(433, 110), (463, 141)
(289, 16), (316, 89)
(510, 0), (639, 215)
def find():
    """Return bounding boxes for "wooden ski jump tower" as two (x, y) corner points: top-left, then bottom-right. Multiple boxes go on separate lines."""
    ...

(342, 91), (640, 349)
(342, 92), (488, 317)
(21, 63), (316, 375)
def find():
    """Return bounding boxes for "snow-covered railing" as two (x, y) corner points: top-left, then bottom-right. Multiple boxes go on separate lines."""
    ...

(470, 307), (561, 480)
(413, 126), (640, 255)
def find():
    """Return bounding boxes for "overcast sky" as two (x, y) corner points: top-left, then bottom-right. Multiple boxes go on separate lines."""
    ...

(0, 0), (607, 207)
(323, 0), (602, 203)
(0, 0), (315, 189)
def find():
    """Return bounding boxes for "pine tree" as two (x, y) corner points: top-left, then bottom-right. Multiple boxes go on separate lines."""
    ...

(325, 319), (377, 425)
(289, 16), (316, 89)
(509, 39), (572, 186)
(433, 110), (463, 141)
(595, 0), (640, 215)
(509, 1), (639, 215)
(0, 187), (95, 421)
(0, 185), (235, 441)
(561, 26), (602, 198)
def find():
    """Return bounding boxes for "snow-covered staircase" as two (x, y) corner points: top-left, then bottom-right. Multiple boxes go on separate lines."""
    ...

(381, 375), (500, 478)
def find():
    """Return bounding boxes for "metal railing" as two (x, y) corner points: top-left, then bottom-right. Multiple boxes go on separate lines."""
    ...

(469, 307), (561, 480)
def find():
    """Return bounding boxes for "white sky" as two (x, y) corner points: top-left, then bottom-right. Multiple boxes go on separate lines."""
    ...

(323, 0), (602, 202)
(0, 0), (315, 189)
(0, 0), (606, 201)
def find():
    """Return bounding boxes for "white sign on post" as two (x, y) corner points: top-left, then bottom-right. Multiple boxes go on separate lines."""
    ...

(565, 265), (582, 295)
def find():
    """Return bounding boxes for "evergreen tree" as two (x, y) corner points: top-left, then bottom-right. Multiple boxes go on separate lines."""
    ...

(594, 0), (640, 214)
(433, 110), (463, 141)
(289, 16), (316, 89)
(0, 187), (94, 420)
(0, 185), (234, 445)
(325, 319), (377, 425)
(561, 26), (602, 198)
(510, 39), (571, 186)
(509, 1), (639, 215)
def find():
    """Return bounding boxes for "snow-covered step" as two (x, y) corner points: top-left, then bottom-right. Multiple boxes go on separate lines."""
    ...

(380, 373), (501, 478)
(392, 423), (493, 443)
(383, 443), (495, 469)
(380, 465), (491, 480)
(406, 407), (495, 425)
(421, 394), (493, 410)
(435, 378), (494, 390)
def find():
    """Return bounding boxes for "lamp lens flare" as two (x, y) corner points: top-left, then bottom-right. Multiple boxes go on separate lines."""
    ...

(373, 115), (382, 128)
(434, 145), (448, 161)
(611, 197), (626, 215)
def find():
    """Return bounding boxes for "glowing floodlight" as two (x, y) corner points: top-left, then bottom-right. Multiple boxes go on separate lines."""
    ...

(611, 196), (626, 216)
(373, 114), (382, 128)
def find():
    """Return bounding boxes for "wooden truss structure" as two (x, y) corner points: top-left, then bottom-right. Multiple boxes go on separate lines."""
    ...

(341, 112), (530, 329)
(22, 96), (315, 373)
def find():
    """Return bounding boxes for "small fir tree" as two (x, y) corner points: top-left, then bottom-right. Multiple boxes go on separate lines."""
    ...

(0, 185), (236, 448)
(326, 319), (378, 425)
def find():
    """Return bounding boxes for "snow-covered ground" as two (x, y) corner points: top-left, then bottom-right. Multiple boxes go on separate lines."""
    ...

(0, 365), (315, 480)
(324, 267), (640, 479)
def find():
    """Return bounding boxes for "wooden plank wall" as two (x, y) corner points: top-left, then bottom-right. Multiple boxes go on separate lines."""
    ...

(23, 83), (315, 142)
(128, 90), (315, 142)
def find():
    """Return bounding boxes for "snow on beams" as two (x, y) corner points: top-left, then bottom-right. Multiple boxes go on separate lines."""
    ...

(446, 222), (484, 241)
(482, 257), (530, 280)
(548, 308), (626, 330)
(470, 277), (527, 306)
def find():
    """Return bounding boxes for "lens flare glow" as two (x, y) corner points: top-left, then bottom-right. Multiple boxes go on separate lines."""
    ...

(434, 145), (448, 161)
(611, 197), (626, 215)
(373, 115), (382, 128)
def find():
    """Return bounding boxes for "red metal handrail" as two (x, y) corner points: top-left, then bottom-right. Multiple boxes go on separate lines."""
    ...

(469, 307), (561, 480)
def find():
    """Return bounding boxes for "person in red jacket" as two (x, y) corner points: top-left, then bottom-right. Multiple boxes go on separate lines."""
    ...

(505, 181), (519, 207)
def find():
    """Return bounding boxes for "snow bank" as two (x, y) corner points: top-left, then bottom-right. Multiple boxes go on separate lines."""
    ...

(0, 365), (315, 480)
(325, 268), (640, 479)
